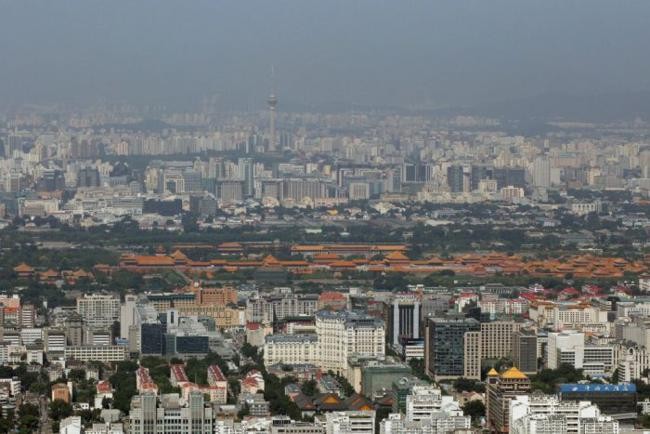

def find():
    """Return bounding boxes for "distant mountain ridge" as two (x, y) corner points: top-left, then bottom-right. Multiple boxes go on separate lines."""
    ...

(452, 91), (650, 122)
(283, 91), (650, 123)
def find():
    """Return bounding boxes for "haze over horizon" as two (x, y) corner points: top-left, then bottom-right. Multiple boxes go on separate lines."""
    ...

(1, 0), (650, 113)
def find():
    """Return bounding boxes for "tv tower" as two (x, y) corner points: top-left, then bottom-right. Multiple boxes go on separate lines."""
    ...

(267, 66), (278, 152)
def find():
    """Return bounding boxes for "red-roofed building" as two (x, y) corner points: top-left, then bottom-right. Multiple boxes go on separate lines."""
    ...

(246, 322), (261, 331)
(583, 285), (603, 296)
(218, 242), (244, 254)
(558, 287), (580, 300)
(318, 291), (348, 311)
(136, 367), (158, 394)
(94, 380), (113, 409)
(519, 292), (538, 302)
(207, 365), (228, 404)
(384, 251), (410, 263)
(613, 285), (632, 297)
(39, 269), (59, 283)
(170, 364), (189, 386)
(14, 263), (34, 279)
(313, 253), (340, 263)
(240, 369), (265, 394)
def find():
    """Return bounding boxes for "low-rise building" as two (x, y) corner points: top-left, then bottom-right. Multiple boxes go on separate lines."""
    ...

(64, 345), (128, 362)
(128, 392), (213, 434)
(510, 394), (619, 434)
(323, 410), (375, 434)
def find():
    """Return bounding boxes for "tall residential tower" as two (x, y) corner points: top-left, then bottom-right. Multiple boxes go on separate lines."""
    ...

(267, 92), (278, 152)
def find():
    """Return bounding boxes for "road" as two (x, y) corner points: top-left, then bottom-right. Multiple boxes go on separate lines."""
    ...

(39, 395), (52, 434)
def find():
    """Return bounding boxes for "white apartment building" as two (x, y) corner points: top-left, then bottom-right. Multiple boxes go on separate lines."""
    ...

(547, 331), (614, 376)
(639, 275), (650, 293)
(380, 412), (470, 434)
(45, 330), (67, 353)
(617, 317), (650, 349)
(86, 330), (112, 346)
(270, 417), (322, 434)
(60, 416), (83, 434)
(77, 294), (120, 330)
(263, 334), (319, 366)
(85, 422), (124, 434)
(213, 416), (322, 434)
(129, 392), (213, 434)
(120, 294), (138, 340)
(324, 411), (375, 434)
(501, 186), (525, 202)
(263, 311), (384, 374)
(406, 385), (465, 422)
(582, 346), (615, 376)
(548, 331), (584, 370)
(616, 301), (650, 318)
(381, 385), (470, 434)
(570, 201), (602, 216)
(510, 394), (618, 434)
(551, 306), (607, 330)
(617, 345), (650, 382)
(380, 413), (438, 434)
(20, 327), (43, 345)
(64, 345), (128, 362)
(530, 303), (608, 330)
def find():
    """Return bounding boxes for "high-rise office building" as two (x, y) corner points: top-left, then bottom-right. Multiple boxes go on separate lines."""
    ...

(217, 180), (244, 203)
(471, 165), (493, 191)
(403, 162), (432, 183)
(532, 157), (551, 188)
(481, 321), (520, 359)
(64, 312), (84, 346)
(260, 179), (283, 200)
(282, 179), (329, 202)
(238, 157), (255, 197)
(140, 323), (165, 356)
(463, 321), (521, 380)
(36, 169), (65, 192)
(77, 167), (101, 188)
(388, 295), (421, 348)
(446, 165), (465, 193)
(425, 317), (480, 380)
(348, 182), (370, 200)
(493, 167), (526, 189)
(181, 170), (202, 193)
(120, 295), (138, 340)
(267, 92), (278, 152)
(512, 328), (538, 375)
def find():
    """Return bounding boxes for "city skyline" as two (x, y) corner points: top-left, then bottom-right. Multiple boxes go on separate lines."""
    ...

(1, 2), (650, 433)
(2, 1), (650, 115)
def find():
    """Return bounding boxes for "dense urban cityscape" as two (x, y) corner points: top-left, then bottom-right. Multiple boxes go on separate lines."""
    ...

(2, 1), (650, 434)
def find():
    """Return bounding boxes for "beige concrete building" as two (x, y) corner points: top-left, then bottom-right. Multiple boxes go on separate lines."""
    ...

(463, 321), (521, 379)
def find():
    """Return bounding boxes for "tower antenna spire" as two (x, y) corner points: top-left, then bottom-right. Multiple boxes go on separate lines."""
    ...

(267, 65), (278, 152)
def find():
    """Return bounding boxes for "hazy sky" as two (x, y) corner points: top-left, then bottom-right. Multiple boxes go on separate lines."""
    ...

(1, 0), (649, 111)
